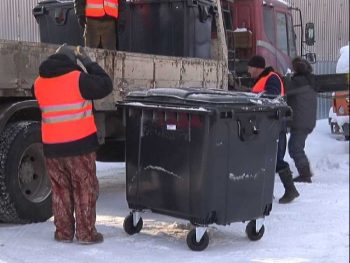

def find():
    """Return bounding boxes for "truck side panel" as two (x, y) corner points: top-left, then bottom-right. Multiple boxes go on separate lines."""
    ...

(0, 40), (228, 111)
(0, 41), (44, 97)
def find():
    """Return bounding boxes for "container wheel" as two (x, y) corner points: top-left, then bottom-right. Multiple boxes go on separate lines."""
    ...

(245, 220), (265, 241)
(123, 213), (143, 235)
(186, 229), (209, 251)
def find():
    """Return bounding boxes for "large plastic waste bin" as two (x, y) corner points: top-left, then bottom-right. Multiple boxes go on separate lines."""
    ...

(33, 0), (84, 46)
(118, 87), (292, 251)
(118, 0), (216, 58)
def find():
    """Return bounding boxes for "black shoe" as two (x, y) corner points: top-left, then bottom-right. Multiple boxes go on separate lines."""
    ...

(293, 175), (312, 183)
(294, 165), (313, 183)
(278, 167), (300, 204)
(279, 188), (300, 203)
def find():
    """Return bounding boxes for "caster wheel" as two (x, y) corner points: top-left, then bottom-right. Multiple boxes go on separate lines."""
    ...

(246, 220), (265, 241)
(186, 229), (209, 251)
(123, 213), (143, 235)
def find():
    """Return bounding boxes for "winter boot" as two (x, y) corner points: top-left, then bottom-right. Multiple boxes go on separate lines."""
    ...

(293, 165), (313, 183)
(278, 167), (300, 204)
(54, 231), (73, 243)
(77, 232), (104, 245)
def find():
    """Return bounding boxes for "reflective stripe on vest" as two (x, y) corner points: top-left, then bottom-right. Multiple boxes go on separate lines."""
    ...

(86, 0), (118, 18)
(34, 71), (97, 144)
(252, 72), (285, 96)
(41, 101), (93, 124)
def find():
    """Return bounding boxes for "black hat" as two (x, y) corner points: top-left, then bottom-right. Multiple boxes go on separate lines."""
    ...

(292, 57), (313, 74)
(247, 55), (266, 69)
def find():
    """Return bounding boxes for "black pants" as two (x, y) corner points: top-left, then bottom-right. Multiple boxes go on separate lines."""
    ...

(276, 131), (289, 173)
(85, 17), (117, 50)
(288, 129), (310, 172)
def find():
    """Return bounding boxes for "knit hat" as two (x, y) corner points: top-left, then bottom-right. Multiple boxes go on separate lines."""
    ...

(292, 57), (313, 74)
(247, 55), (266, 69)
(55, 44), (76, 63)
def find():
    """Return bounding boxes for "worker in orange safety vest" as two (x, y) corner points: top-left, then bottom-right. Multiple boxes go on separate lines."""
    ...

(74, 0), (119, 50)
(247, 55), (300, 204)
(34, 44), (112, 244)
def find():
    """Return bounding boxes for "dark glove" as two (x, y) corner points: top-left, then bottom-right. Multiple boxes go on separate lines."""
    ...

(75, 46), (93, 66)
(55, 43), (77, 63)
(77, 15), (86, 29)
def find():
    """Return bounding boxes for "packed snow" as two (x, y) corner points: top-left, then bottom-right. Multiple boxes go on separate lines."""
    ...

(0, 120), (348, 263)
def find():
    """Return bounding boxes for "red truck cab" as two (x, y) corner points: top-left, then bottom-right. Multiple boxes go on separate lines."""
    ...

(222, 0), (298, 75)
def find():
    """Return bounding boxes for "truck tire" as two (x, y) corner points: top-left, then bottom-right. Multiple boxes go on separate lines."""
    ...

(0, 121), (52, 223)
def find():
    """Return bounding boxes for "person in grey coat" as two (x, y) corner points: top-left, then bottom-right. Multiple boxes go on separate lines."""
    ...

(286, 57), (317, 183)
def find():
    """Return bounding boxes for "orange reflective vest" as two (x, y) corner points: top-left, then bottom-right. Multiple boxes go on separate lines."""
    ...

(85, 0), (119, 18)
(252, 72), (285, 96)
(34, 71), (97, 144)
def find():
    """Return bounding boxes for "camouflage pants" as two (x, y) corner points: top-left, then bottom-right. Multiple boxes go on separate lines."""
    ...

(45, 152), (99, 241)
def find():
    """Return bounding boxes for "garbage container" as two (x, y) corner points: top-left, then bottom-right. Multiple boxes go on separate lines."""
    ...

(118, 87), (292, 251)
(33, 0), (84, 46)
(118, 0), (216, 58)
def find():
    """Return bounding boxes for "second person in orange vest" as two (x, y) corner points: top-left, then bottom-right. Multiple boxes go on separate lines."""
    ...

(247, 55), (300, 204)
(74, 0), (118, 50)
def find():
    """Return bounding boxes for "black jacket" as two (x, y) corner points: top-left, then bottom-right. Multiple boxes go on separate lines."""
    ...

(286, 73), (317, 132)
(35, 54), (113, 158)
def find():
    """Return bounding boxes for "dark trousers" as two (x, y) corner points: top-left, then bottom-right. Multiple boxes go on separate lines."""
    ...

(276, 131), (290, 173)
(85, 17), (117, 50)
(45, 152), (99, 241)
(288, 129), (310, 171)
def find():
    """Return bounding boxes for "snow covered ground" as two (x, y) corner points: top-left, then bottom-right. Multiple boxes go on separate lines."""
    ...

(0, 119), (348, 263)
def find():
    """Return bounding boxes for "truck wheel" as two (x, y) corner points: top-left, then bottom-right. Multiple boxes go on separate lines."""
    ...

(0, 121), (52, 223)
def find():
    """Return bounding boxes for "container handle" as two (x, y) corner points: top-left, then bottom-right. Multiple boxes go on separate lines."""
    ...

(275, 108), (293, 120)
(237, 118), (259, 141)
(32, 6), (45, 17)
(198, 5), (210, 23)
(209, 5), (218, 15)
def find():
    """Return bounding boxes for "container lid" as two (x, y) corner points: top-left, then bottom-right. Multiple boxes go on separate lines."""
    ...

(123, 87), (285, 107)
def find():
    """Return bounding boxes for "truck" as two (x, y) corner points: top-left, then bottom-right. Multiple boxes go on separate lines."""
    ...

(328, 45), (349, 140)
(329, 90), (350, 140)
(0, 0), (348, 224)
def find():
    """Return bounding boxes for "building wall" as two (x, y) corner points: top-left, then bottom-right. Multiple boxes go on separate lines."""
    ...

(0, 0), (40, 42)
(286, 0), (349, 119)
(286, 0), (349, 74)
